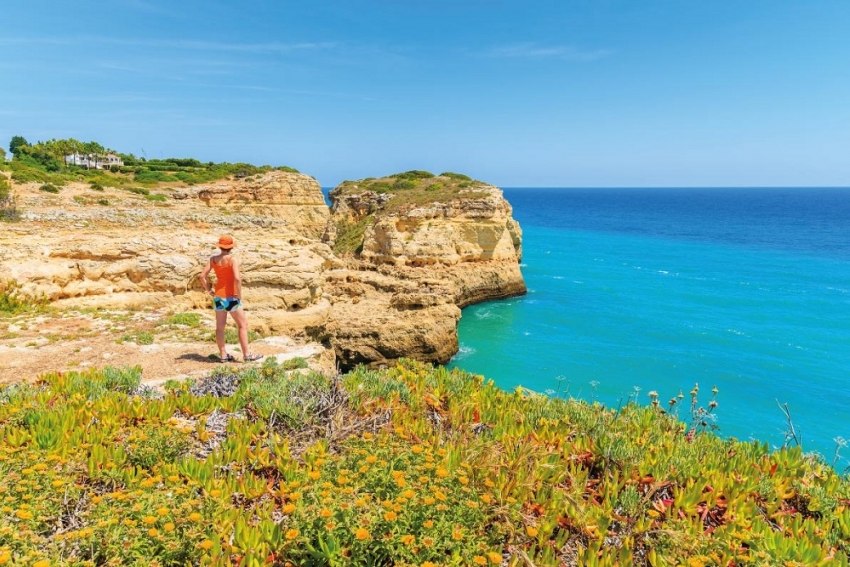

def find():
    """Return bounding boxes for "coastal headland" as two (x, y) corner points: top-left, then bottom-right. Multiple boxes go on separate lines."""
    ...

(0, 165), (525, 382)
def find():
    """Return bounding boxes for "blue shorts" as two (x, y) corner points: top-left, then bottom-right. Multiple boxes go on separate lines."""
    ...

(213, 296), (242, 312)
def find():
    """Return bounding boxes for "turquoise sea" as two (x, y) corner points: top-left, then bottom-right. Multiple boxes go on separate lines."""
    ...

(447, 188), (850, 468)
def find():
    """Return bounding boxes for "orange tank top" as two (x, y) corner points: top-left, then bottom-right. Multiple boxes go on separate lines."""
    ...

(212, 257), (236, 297)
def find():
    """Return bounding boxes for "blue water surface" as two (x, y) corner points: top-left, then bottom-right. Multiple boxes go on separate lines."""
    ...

(447, 188), (850, 467)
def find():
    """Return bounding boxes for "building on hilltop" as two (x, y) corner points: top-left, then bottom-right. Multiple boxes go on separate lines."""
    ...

(64, 153), (124, 169)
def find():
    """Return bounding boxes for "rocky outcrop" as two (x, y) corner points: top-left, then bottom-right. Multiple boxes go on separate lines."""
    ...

(196, 171), (329, 239)
(2, 169), (525, 372)
(321, 178), (526, 368)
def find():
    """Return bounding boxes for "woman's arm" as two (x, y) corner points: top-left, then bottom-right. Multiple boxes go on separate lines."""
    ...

(199, 259), (214, 296)
(231, 256), (243, 300)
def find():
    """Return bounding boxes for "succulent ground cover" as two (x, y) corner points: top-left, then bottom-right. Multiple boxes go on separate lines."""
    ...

(0, 360), (849, 566)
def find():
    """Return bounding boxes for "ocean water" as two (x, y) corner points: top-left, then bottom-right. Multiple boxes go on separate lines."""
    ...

(447, 188), (850, 467)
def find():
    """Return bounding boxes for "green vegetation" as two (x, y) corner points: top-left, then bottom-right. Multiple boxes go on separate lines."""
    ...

(120, 330), (154, 345)
(165, 312), (203, 328)
(0, 359), (848, 565)
(4, 135), (298, 189)
(332, 216), (373, 255)
(0, 280), (47, 315)
(333, 170), (488, 213)
(144, 193), (168, 203)
(38, 183), (59, 194)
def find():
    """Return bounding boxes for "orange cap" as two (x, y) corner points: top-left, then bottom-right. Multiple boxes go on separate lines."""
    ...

(218, 234), (235, 249)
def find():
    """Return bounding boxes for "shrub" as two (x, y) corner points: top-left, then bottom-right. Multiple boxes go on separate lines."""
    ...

(89, 181), (104, 191)
(333, 216), (372, 255)
(144, 193), (168, 202)
(0, 280), (47, 314)
(166, 312), (202, 327)
(439, 172), (472, 181)
(39, 183), (60, 193)
(127, 186), (150, 196)
(121, 330), (154, 345)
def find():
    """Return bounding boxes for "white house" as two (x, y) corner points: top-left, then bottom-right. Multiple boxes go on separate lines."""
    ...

(64, 153), (124, 169)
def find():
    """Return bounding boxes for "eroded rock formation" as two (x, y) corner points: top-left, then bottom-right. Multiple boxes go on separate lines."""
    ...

(2, 170), (525, 371)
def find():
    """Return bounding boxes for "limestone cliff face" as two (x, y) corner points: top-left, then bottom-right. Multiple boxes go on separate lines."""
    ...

(322, 178), (526, 368)
(196, 171), (329, 239)
(3, 169), (525, 372)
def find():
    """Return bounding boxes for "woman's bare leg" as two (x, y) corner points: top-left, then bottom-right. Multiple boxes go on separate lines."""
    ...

(215, 310), (229, 358)
(230, 308), (250, 358)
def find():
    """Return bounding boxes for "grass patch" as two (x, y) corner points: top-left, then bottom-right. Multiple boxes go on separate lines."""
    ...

(38, 183), (60, 193)
(120, 330), (154, 345)
(144, 193), (168, 202)
(331, 171), (489, 213)
(332, 215), (373, 255)
(0, 280), (47, 315)
(165, 312), (202, 327)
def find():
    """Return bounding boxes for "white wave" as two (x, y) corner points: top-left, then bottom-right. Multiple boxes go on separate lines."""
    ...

(519, 263), (528, 268)
(474, 310), (494, 320)
(572, 280), (584, 284)
(552, 275), (564, 280)
(726, 328), (748, 336)
(658, 270), (669, 275)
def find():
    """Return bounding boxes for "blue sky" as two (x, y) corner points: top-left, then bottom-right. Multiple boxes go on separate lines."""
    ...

(2, 1), (849, 187)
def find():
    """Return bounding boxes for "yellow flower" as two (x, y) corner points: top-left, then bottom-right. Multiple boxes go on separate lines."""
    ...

(143, 516), (157, 525)
(198, 539), (214, 550)
(354, 527), (370, 541)
(209, 489), (221, 498)
(0, 552), (10, 566)
(423, 520), (434, 529)
(188, 512), (202, 522)
(451, 527), (463, 540)
(526, 526), (539, 537)
(480, 494), (492, 504)
(365, 455), (377, 464)
(411, 445), (424, 454)
(474, 557), (488, 566)
(383, 511), (397, 522)
(320, 508), (333, 518)
(164, 522), (175, 532)
(15, 509), (33, 520)
(400, 534), (415, 546)
(487, 552), (503, 564)
(308, 471), (321, 480)
(32, 560), (50, 567)
(285, 529), (299, 540)
(148, 528), (159, 537)
(421, 563), (438, 567)
(51, 480), (63, 488)
(283, 503), (296, 514)
(458, 476), (469, 486)
(156, 507), (169, 517)
(436, 468), (449, 478)
(402, 489), (416, 499)
(423, 497), (436, 506)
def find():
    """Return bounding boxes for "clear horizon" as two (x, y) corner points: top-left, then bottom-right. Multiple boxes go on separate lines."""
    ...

(3, 1), (850, 188)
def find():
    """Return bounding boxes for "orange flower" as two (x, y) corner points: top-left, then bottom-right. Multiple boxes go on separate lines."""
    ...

(285, 529), (299, 540)
(148, 528), (160, 537)
(198, 539), (214, 550)
(526, 526), (539, 538)
(188, 512), (202, 522)
(164, 522), (176, 532)
(383, 511), (397, 522)
(283, 503), (296, 514)
(436, 468), (449, 478)
(422, 520), (434, 529)
(308, 471), (321, 480)
(156, 507), (169, 517)
(142, 516), (157, 526)
(320, 508), (333, 518)
(32, 561), (50, 567)
(451, 527), (463, 541)
(355, 527), (370, 541)
(487, 551), (503, 564)
(400, 534), (415, 546)
(474, 557), (487, 565)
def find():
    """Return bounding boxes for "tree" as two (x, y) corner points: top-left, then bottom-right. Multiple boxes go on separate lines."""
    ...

(0, 147), (5, 161)
(9, 136), (29, 156)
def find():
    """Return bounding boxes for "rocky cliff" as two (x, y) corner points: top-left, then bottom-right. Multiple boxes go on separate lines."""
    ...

(321, 172), (526, 368)
(1, 169), (525, 371)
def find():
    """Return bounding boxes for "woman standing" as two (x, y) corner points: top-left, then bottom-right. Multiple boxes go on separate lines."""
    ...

(199, 234), (262, 362)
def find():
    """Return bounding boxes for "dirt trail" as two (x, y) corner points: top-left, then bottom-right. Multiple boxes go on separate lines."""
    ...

(0, 309), (334, 385)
